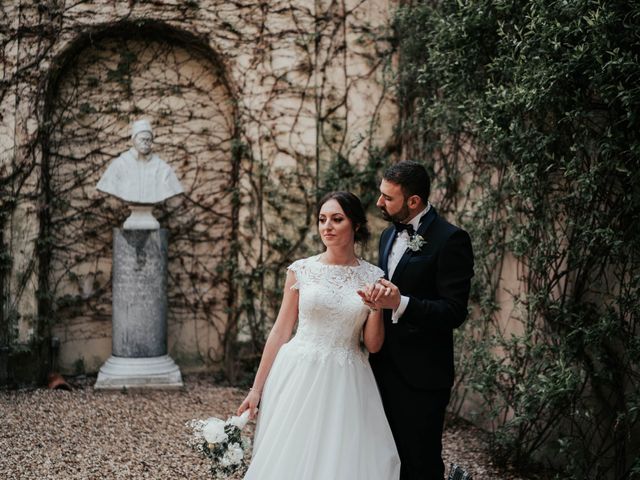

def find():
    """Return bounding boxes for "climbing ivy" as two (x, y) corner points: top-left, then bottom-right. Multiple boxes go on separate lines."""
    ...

(395, 1), (640, 478)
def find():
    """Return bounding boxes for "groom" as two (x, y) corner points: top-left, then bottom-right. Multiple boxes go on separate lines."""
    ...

(366, 161), (474, 480)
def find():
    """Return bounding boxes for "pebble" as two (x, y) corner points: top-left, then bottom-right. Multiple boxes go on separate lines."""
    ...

(0, 376), (538, 479)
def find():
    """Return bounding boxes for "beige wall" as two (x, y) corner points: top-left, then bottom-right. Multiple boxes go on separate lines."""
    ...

(1, 0), (397, 375)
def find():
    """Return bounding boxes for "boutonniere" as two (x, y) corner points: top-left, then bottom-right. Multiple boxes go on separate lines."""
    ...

(407, 233), (426, 252)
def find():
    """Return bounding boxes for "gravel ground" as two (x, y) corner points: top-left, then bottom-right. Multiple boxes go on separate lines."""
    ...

(1, 375), (542, 480)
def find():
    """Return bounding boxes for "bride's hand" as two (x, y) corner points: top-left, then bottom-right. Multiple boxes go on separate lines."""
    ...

(357, 284), (380, 311)
(357, 284), (374, 302)
(237, 389), (261, 420)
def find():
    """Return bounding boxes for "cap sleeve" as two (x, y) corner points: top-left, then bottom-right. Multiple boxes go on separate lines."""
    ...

(287, 258), (304, 290)
(365, 262), (385, 285)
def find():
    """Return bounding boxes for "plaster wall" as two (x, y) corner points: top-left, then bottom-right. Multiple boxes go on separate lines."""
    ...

(1, 0), (397, 375)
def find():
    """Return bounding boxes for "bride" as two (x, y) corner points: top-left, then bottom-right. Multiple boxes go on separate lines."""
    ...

(237, 191), (400, 479)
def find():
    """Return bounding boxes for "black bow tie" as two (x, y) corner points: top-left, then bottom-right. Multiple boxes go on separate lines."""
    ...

(394, 222), (415, 235)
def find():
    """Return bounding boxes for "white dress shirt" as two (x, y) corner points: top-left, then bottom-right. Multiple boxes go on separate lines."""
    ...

(388, 204), (430, 323)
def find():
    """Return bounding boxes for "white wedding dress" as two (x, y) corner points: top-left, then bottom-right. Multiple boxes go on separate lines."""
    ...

(244, 255), (401, 480)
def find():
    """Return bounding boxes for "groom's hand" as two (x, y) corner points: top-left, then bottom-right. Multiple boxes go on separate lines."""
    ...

(370, 279), (401, 310)
(358, 280), (401, 310)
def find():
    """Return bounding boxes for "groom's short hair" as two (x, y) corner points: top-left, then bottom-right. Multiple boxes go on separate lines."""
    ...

(383, 161), (430, 204)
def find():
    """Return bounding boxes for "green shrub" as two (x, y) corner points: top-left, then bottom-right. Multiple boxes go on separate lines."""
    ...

(395, 1), (640, 478)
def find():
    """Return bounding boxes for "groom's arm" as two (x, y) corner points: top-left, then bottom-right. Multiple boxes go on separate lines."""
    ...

(402, 229), (474, 332)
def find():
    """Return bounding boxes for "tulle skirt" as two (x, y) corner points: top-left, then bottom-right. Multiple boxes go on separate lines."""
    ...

(244, 341), (400, 480)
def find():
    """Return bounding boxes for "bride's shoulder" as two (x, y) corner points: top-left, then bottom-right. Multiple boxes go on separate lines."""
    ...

(287, 254), (321, 271)
(359, 259), (384, 281)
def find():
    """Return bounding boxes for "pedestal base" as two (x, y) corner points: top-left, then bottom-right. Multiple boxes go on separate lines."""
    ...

(94, 354), (183, 390)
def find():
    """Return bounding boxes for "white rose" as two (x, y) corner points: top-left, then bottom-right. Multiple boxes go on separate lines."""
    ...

(202, 417), (228, 444)
(225, 410), (250, 430)
(220, 442), (244, 467)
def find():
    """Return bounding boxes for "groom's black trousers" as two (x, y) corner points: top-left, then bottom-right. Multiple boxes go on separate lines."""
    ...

(374, 359), (451, 480)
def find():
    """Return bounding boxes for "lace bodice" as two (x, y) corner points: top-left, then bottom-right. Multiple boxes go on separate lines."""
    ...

(285, 255), (384, 365)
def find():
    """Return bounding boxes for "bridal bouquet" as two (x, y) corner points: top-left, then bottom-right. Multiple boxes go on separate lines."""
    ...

(187, 410), (252, 478)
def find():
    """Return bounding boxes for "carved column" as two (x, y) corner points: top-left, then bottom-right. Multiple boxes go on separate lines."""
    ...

(95, 228), (182, 389)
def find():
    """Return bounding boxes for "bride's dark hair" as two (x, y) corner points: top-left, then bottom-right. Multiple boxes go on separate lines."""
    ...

(317, 191), (371, 244)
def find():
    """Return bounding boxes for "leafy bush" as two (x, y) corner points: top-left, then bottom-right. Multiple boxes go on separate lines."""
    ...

(395, 1), (640, 478)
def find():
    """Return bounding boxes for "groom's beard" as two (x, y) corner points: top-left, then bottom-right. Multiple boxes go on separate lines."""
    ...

(379, 203), (410, 223)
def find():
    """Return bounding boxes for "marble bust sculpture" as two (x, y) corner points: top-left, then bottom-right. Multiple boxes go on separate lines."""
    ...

(97, 119), (184, 229)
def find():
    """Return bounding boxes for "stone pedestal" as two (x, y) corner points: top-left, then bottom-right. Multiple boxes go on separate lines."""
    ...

(94, 355), (182, 390)
(95, 229), (182, 389)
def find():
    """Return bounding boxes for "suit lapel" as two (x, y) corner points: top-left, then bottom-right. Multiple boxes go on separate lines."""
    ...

(381, 227), (397, 278)
(390, 208), (438, 284)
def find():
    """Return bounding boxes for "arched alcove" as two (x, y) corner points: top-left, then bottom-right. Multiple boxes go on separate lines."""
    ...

(41, 23), (239, 373)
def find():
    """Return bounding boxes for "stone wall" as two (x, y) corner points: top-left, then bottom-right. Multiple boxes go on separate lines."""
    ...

(0, 0), (397, 380)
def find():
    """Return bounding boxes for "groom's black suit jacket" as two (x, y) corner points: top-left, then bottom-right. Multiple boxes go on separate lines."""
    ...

(370, 208), (474, 390)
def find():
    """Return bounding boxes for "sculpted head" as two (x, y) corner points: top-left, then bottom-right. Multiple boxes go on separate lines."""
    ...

(96, 117), (184, 212)
(131, 119), (154, 156)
